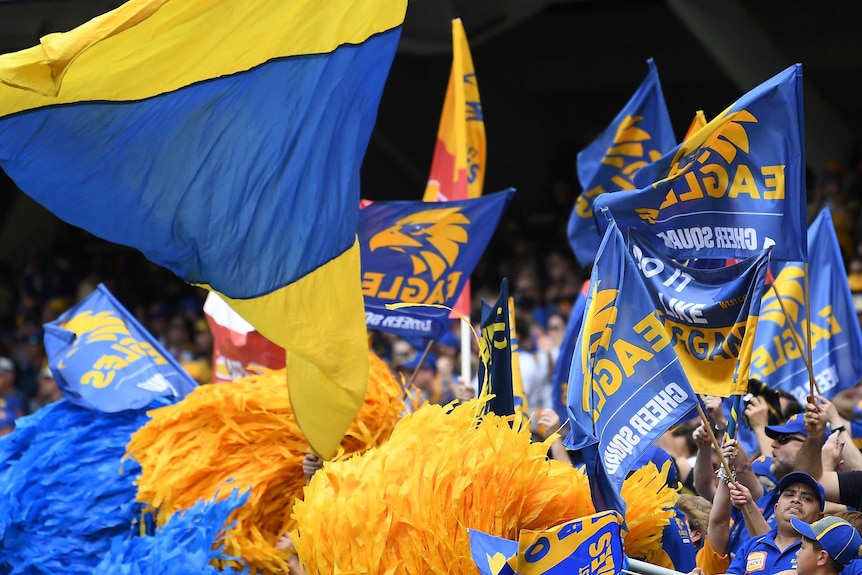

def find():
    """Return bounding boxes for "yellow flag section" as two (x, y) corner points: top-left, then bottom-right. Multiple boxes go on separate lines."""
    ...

(683, 110), (708, 141)
(423, 18), (486, 202)
(0, 0), (405, 106)
(215, 242), (368, 460)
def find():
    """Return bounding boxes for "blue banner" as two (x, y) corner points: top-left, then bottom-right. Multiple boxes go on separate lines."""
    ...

(564, 222), (698, 515)
(751, 209), (862, 403)
(477, 279), (515, 416)
(360, 189), (514, 340)
(567, 58), (676, 268)
(44, 284), (197, 412)
(628, 229), (772, 397)
(468, 510), (624, 575)
(595, 64), (807, 263)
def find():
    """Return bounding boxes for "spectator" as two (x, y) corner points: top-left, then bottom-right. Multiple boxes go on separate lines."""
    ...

(726, 472), (825, 575)
(788, 516), (862, 575)
(0, 356), (25, 419)
(29, 365), (62, 412)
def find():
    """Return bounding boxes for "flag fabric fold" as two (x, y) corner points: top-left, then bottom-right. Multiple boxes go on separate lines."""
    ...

(567, 58), (676, 268)
(43, 283), (197, 412)
(550, 280), (589, 422)
(0, 0), (408, 458)
(476, 279), (515, 416)
(627, 229), (773, 397)
(595, 64), (807, 263)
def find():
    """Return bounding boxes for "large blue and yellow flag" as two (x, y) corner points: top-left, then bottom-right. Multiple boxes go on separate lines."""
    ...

(751, 209), (862, 403)
(476, 279), (515, 417)
(567, 59), (676, 268)
(628, 229), (773, 397)
(360, 190), (514, 341)
(468, 510), (624, 575)
(43, 284), (197, 412)
(595, 64), (807, 263)
(423, 18), (485, 203)
(0, 0), (407, 458)
(564, 222), (697, 515)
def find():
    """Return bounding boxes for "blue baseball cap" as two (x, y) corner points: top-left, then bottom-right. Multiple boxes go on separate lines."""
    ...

(437, 331), (459, 349)
(765, 413), (807, 439)
(399, 352), (437, 373)
(778, 471), (825, 511)
(791, 516), (862, 565)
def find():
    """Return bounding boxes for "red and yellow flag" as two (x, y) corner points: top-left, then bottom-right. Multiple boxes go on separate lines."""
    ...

(423, 18), (485, 203)
(423, 18), (485, 320)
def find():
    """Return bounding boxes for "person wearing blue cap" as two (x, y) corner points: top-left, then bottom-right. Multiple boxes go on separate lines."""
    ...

(727, 471), (825, 574)
(726, 413), (814, 554)
(786, 515), (862, 575)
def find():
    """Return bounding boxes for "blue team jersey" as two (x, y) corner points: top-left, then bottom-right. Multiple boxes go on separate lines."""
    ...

(649, 506), (697, 572)
(727, 529), (799, 575)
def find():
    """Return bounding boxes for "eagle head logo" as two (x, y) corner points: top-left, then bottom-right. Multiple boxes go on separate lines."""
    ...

(760, 264), (805, 326)
(369, 207), (470, 280)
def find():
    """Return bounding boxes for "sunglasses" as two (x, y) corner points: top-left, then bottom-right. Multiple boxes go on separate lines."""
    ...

(775, 434), (805, 445)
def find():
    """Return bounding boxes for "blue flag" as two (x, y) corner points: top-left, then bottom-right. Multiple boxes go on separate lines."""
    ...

(567, 58), (676, 268)
(627, 229), (772, 397)
(476, 279), (515, 416)
(564, 222), (698, 516)
(595, 64), (807, 263)
(468, 510), (624, 575)
(751, 209), (862, 403)
(360, 189), (514, 341)
(43, 284), (197, 412)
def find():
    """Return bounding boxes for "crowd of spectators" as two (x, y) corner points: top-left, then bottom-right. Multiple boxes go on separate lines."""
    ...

(4, 158), (862, 572)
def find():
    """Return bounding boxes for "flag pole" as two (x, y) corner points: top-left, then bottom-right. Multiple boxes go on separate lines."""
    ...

(803, 262), (817, 400)
(409, 339), (436, 387)
(695, 401), (758, 527)
(768, 280), (822, 396)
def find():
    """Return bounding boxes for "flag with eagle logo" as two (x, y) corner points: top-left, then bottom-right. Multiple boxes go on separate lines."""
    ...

(567, 58), (675, 268)
(595, 64), (807, 263)
(360, 189), (514, 341)
(0, 0), (407, 459)
(43, 283), (197, 412)
(751, 208), (862, 403)
(564, 220), (697, 516)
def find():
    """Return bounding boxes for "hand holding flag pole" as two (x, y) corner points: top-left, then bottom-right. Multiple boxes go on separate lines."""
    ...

(695, 398), (759, 528)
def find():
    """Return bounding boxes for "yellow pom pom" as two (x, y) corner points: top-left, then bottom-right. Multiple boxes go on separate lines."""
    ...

(291, 400), (595, 574)
(127, 351), (405, 574)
